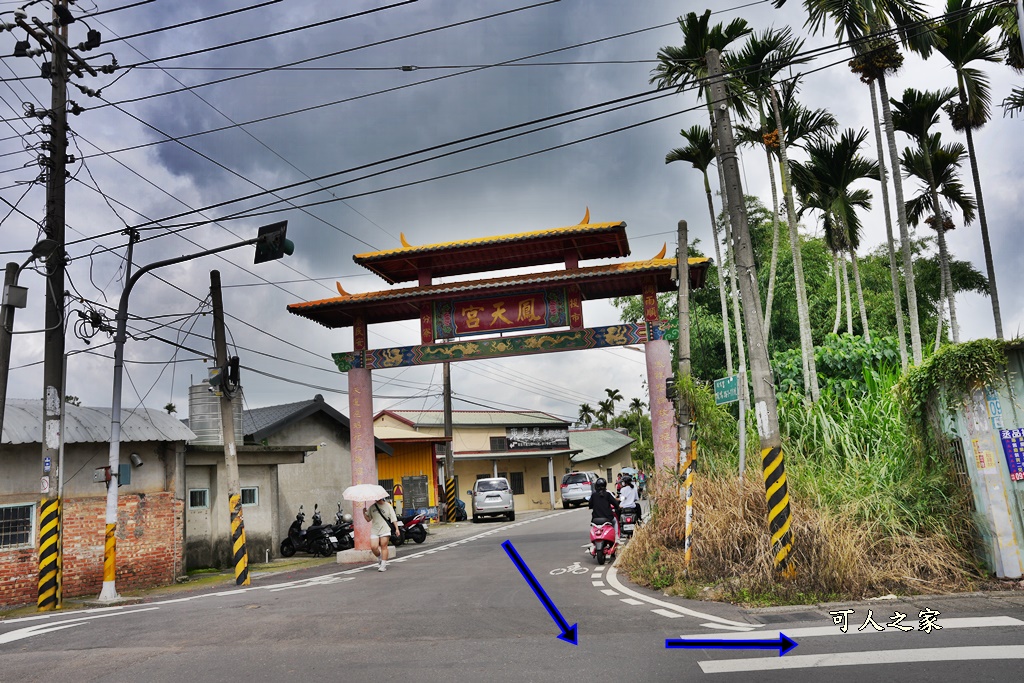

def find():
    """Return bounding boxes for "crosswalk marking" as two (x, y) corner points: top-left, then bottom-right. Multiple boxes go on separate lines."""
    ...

(652, 608), (685, 619)
(699, 645), (1024, 673)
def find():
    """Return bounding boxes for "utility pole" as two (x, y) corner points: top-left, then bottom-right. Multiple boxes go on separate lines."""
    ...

(707, 49), (793, 576)
(38, 1), (71, 613)
(442, 361), (455, 522)
(677, 220), (696, 566)
(0, 263), (21, 440)
(210, 271), (249, 585)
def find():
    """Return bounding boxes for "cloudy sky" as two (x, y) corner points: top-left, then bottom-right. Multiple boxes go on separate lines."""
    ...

(2, 0), (1021, 427)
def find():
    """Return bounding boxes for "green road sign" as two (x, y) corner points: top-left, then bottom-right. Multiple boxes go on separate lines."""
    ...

(714, 374), (739, 405)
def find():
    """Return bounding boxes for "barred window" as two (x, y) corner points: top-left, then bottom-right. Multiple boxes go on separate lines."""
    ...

(1, 504), (34, 549)
(241, 487), (259, 506)
(509, 472), (525, 495)
(540, 477), (550, 493)
(188, 489), (209, 510)
(489, 437), (507, 452)
(378, 479), (394, 495)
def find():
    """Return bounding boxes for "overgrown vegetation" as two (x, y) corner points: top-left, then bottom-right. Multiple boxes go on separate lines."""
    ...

(621, 370), (985, 605)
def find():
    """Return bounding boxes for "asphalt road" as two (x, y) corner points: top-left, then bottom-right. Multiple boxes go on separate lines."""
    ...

(3, 507), (1024, 682)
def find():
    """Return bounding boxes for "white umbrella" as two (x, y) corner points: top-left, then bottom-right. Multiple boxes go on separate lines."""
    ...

(342, 483), (390, 502)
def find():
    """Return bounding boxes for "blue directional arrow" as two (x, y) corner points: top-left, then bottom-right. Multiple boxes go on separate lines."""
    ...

(665, 633), (798, 657)
(501, 539), (578, 646)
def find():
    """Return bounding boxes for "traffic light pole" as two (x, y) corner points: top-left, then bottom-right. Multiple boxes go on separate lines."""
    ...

(97, 231), (277, 601)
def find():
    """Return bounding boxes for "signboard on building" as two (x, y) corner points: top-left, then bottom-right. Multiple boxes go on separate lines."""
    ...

(506, 426), (569, 450)
(999, 428), (1024, 482)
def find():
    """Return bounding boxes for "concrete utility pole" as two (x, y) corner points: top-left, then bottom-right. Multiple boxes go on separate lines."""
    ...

(442, 361), (454, 522)
(210, 271), (249, 585)
(0, 263), (21, 441)
(707, 49), (794, 575)
(677, 220), (696, 565)
(37, 2), (71, 612)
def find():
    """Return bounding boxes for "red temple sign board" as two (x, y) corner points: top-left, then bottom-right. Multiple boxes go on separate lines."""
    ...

(433, 289), (579, 338)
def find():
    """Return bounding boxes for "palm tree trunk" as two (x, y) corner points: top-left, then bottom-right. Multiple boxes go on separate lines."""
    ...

(832, 251), (842, 335)
(842, 255), (853, 334)
(921, 142), (960, 343)
(957, 78), (1003, 339)
(703, 172), (734, 376)
(760, 101), (782, 342)
(935, 275), (946, 352)
(770, 84), (820, 402)
(849, 245), (870, 342)
(877, 74), (923, 364)
(869, 81), (908, 370)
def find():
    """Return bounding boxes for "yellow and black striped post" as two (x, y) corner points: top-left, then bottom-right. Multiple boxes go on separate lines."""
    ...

(682, 442), (696, 567)
(103, 521), (116, 587)
(761, 446), (794, 576)
(229, 493), (250, 586)
(37, 497), (60, 610)
(445, 478), (456, 523)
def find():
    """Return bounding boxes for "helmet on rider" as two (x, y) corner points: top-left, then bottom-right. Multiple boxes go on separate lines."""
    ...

(594, 477), (607, 492)
(622, 475), (633, 487)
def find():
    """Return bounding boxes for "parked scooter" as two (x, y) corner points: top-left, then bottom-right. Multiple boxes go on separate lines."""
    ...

(587, 516), (619, 565)
(327, 502), (355, 551)
(391, 510), (427, 546)
(279, 504), (337, 558)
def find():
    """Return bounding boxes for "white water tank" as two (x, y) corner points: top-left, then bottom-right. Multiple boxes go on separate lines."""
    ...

(188, 381), (244, 445)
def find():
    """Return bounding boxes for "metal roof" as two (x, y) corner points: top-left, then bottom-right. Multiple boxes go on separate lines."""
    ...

(2, 399), (196, 446)
(381, 409), (568, 428)
(568, 428), (635, 463)
(353, 222), (631, 284)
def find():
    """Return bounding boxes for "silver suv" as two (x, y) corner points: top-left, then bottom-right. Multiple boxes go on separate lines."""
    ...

(560, 471), (598, 508)
(468, 477), (515, 522)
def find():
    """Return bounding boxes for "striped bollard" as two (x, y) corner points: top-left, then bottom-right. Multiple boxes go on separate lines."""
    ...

(445, 478), (456, 523)
(37, 497), (60, 611)
(229, 493), (250, 586)
(761, 446), (795, 577)
(682, 442), (696, 567)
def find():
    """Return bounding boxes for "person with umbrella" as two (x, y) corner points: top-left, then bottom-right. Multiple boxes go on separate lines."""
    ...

(363, 494), (399, 572)
(343, 483), (401, 572)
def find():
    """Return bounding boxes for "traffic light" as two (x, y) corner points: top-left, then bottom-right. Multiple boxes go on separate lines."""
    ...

(254, 221), (294, 264)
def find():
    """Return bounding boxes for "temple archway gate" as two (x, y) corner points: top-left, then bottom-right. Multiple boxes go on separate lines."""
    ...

(288, 216), (709, 550)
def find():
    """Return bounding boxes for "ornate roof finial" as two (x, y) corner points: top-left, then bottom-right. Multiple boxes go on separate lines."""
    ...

(652, 243), (667, 260)
(336, 282), (350, 297)
(400, 232), (413, 248)
(578, 207), (590, 225)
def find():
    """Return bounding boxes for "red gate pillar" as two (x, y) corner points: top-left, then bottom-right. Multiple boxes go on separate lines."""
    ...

(645, 338), (677, 477)
(349, 317), (376, 551)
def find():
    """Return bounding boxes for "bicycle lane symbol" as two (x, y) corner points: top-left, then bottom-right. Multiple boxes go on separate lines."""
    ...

(549, 561), (589, 576)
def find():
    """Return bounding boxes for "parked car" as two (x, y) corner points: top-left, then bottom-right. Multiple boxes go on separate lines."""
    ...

(468, 477), (515, 522)
(560, 471), (599, 508)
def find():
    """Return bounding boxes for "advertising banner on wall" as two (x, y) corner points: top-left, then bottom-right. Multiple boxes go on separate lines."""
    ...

(506, 426), (570, 450)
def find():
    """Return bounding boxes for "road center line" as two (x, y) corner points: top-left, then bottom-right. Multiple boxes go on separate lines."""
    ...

(699, 645), (1024, 673)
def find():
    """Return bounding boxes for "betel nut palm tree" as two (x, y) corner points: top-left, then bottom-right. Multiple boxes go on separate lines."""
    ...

(900, 133), (977, 348)
(891, 87), (961, 343)
(774, 0), (935, 365)
(791, 129), (880, 342)
(666, 125), (734, 376)
(934, 0), (1005, 339)
(653, 10), (752, 398)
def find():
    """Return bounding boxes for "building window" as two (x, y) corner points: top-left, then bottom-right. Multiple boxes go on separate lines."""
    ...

(0, 504), (34, 549)
(379, 479), (394, 496)
(509, 472), (525, 495)
(540, 477), (550, 493)
(241, 487), (259, 507)
(188, 489), (209, 510)
(490, 436), (507, 452)
(606, 468), (613, 482)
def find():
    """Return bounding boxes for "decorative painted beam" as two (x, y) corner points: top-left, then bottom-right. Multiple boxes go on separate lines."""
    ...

(332, 322), (665, 372)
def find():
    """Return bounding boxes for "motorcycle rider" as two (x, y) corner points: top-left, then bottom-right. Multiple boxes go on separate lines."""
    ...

(588, 477), (620, 525)
(618, 475), (641, 528)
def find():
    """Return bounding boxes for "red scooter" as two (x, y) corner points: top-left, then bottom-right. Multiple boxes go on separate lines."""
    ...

(392, 511), (427, 546)
(587, 516), (619, 565)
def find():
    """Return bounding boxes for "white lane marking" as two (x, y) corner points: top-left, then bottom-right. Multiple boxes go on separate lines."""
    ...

(621, 598), (644, 606)
(592, 581), (605, 587)
(677, 616), (1024, 641)
(653, 609), (685, 619)
(604, 566), (756, 629)
(601, 589), (619, 596)
(701, 623), (757, 632)
(0, 607), (160, 644)
(699, 645), (1024, 674)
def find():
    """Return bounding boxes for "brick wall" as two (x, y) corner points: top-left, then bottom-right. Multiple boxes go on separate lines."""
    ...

(0, 492), (184, 610)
